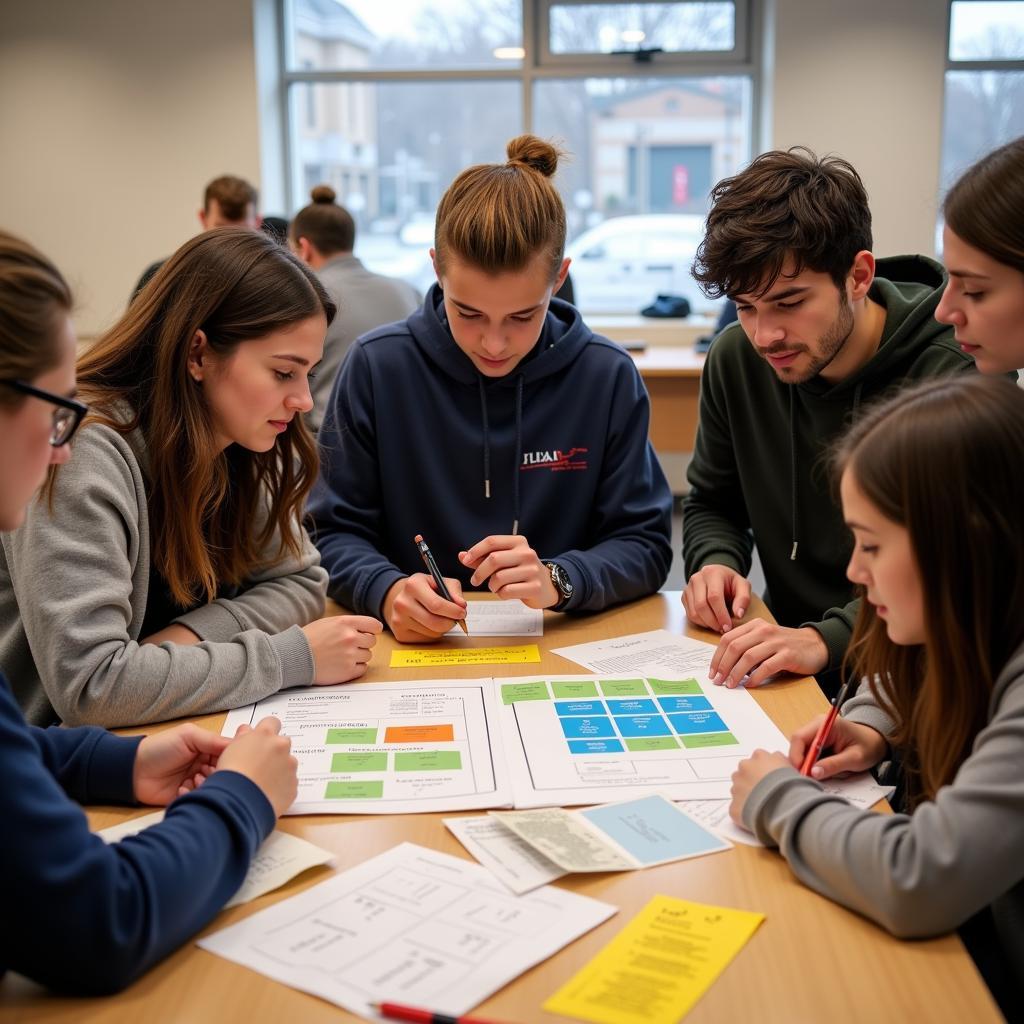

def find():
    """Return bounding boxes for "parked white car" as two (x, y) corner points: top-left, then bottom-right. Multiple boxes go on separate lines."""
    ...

(565, 214), (711, 315)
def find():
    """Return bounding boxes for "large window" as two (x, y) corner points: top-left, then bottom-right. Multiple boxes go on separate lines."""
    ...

(940, 2), (1024, 249)
(281, 0), (756, 314)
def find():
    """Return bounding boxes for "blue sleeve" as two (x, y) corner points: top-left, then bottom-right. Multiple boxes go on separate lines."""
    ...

(0, 680), (275, 994)
(554, 360), (673, 611)
(27, 720), (141, 804)
(307, 343), (406, 617)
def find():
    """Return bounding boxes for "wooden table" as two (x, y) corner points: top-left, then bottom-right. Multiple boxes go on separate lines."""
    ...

(630, 346), (706, 460)
(0, 594), (1000, 1023)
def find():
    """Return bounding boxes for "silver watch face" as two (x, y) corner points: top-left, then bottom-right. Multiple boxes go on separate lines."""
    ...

(547, 561), (573, 598)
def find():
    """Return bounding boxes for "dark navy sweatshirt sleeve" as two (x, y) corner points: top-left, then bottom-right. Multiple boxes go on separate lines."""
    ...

(552, 358), (673, 611)
(0, 676), (275, 994)
(308, 341), (408, 617)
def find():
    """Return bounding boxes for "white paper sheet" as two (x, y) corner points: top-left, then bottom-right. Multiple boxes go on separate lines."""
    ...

(222, 678), (511, 815)
(552, 628), (724, 677)
(679, 773), (894, 848)
(490, 793), (730, 874)
(495, 672), (790, 806)
(446, 600), (543, 636)
(96, 812), (334, 907)
(444, 815), (566, 894)
(198, 842), (616, 1020)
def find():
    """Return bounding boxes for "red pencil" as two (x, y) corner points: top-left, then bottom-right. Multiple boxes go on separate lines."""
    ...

(799, 679), (853, 777)
(371, 1002), (512, 1024)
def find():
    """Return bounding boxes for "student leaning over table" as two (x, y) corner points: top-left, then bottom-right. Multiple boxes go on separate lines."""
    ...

(0, 228), (381, 728)
(0, 229), (299, 993)
(680, 148), (974, 699)
(935, 135), (1024, 376)
(729, 375), (1024, 1019)
(308, 135), (673, 642)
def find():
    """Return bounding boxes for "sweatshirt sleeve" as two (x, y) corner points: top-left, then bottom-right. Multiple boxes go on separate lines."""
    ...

(546, 358), (673, 611)
(682, 340), (756, 580)
(3, 427), (314, 728)
(742, 665), (1024, 939)
(802, 597), (861, 672)
(0, 680), (274, 994)
(307, 344), (408, 618)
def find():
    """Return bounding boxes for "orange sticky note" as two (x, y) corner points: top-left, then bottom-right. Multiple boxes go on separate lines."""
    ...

(383, 724), (455, 744)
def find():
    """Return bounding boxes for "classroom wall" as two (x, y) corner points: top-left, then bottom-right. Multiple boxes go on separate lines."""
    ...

(0, 0), (261, 337)
(767, 0), (948, 260)
(0, 0), (951, 338)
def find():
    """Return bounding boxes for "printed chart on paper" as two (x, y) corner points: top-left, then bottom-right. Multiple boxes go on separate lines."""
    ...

(495, 673), (788, 806)
(223, 679), (510, 814)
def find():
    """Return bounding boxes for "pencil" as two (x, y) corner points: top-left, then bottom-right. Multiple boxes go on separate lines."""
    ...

(414, 533), (469, 635)
(799, 679), (853, 777)
(371, 1001), (511, 1024)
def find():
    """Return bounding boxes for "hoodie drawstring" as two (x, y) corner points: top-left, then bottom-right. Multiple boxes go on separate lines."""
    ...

(789, 387), (799, 562)
(476, 373), (525, 536)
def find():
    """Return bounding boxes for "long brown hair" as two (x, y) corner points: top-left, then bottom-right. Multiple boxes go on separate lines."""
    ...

(837, 375), (1024, 804)
(0, 231), (72, 400)
(64, 227), (335, 607)
(434, 134), (567, 281)
(944, 136), (1024, 275)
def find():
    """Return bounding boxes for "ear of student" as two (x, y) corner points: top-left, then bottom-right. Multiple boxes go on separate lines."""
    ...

(849, 250), (876, 300)
(188, 329), (209, 380)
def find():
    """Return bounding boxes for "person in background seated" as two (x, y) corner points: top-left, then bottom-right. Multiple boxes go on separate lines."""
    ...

(131, 174), (262, 300)
(681, 148), (973, 697)
(0, 229), (299, 994)
(935, 135), (1024, 375)
(308, 135), (673, 641)
(0, 228), (380, 728)
(289, 185), (420, 432)
(730, 374), (1024, 1018)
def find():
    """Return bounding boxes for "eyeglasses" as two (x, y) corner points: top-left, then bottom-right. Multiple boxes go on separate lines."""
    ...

(3, 379), (88, 447)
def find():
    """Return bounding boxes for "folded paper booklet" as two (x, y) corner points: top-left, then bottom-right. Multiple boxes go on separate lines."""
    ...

(488, 793), (730, 876)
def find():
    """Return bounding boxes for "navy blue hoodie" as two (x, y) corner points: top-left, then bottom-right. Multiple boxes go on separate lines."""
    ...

(308, 285), (673, 617)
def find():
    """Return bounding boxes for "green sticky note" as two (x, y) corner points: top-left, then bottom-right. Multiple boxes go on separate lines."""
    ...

(681, 732), (739, 749)
(326, 727), (378, 744)
(599, 679), (647, 697)
(648, 678), (702, 695)
(394, 751), (463, 772)
(501, 681), (550, 704)
(624, 736), (680, 751)
(552, 680), (599, 699)
(324, 780), (384, 799)
(330, 752), (387, 773)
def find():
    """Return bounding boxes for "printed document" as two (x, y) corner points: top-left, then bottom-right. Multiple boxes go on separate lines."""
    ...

(445, 600), (543, 636)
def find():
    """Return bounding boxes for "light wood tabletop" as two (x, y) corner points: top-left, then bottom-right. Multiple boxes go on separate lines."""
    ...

(0, 593), (1001, 1023)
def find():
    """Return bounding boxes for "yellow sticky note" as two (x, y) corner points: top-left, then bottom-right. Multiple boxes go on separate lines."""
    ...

(389, 644), (541, 668)
(544, 894), (764, 1024)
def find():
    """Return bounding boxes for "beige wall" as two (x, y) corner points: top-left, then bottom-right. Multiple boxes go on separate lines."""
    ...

(0, 0), (260, 336)
(767, 0), (948, 259)
(1, 0), (951, 336)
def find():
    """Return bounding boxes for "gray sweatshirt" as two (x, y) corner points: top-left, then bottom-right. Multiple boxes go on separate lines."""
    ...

(0, 420), (326, 727)
(744, 640), (1024, 973)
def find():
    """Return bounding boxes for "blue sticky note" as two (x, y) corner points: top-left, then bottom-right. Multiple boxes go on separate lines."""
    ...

(668, 711), (728, 734)
(555, 700), (604, 717)
(579, 794), (728, 865)
(656, 695), (713, 714)
(559, 716), (616, 739)
(614, 715), (673, 737)
(568, 738), (624, 755)
(606, 698), (658, 715)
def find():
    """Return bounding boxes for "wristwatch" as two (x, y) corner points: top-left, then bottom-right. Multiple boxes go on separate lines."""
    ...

(544, 561), (574, 608)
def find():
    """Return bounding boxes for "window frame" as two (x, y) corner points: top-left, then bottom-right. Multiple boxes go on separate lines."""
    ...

(945, 0), (1024, 68)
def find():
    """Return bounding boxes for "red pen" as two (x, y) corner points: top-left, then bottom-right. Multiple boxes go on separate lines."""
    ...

(371, 1001), (513, 1024)
(799, 679), (853, 777)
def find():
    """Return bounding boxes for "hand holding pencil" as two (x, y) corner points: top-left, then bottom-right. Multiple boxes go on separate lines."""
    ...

(789, 690), (888, 780)
(380, 536), (469, 643)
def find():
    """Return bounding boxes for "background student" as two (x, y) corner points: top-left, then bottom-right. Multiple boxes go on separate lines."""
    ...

(0, 229), (298, 994)
(729, 375), (1024, 1017)
(680, 148), (972, 697)
(935, 135), (1024, 374)
(289, 185), (421, 432)
(0, 228), (381, 728)
(308, 135), (673, 642)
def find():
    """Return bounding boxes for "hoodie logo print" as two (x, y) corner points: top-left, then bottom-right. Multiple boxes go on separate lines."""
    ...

(520, 447), (589, 472)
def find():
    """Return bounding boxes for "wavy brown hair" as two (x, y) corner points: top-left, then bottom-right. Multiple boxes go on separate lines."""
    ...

(836, 375), (1024, 805)
(58, 228), (335, 607)
(434, 134), (567, 281)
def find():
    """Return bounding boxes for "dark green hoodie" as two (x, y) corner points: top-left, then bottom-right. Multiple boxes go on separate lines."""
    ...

(683, 255), (973, 677)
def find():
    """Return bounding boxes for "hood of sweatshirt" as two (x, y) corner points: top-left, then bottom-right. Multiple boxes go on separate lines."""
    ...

(403, 283), (596, 533)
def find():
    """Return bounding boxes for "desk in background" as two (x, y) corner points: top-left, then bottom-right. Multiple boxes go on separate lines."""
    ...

(0, 594), (1000, 1023)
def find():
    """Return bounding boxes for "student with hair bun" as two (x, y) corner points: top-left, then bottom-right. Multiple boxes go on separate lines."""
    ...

(935, 135), (1024, 374)
(289, 185), (420, 431)
(0, 229), (299, 993)
(309, 135), (673, 641)
(0, 227), (381, 728)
